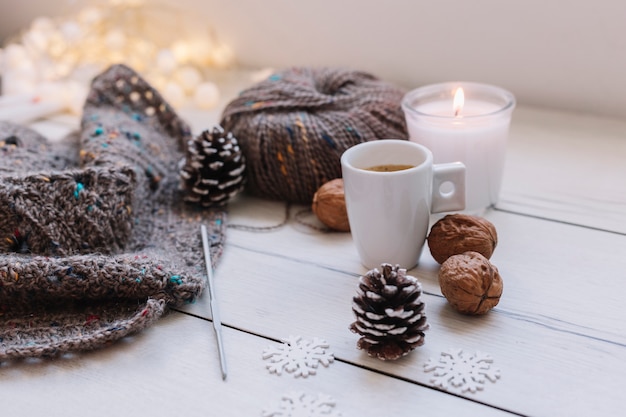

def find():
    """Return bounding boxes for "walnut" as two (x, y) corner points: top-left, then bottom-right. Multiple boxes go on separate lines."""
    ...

(427, 214), (497, 264)
(312, 178), (350, 232)
(438, 251), (503, 315)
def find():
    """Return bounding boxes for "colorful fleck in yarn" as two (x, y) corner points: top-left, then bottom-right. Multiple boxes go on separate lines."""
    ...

(0, 64), (226, 360)
(220, 67), (408, 204)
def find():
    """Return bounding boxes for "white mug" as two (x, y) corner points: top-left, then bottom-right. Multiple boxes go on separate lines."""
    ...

(341, 139), (465, 269)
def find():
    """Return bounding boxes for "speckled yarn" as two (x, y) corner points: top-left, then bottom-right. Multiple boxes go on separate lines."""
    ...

(0, 64), (226, 360)
(220, 67), (408, 204)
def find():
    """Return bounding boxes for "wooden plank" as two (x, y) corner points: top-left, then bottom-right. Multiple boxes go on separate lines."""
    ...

(499, 106), (626, 233)
(181, 202), (626, 417)
(223, 196), (626, 342)
(0, 312), (513, 417)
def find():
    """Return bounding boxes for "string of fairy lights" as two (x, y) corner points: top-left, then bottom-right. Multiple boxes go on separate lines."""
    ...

(0, 0), (236, 114)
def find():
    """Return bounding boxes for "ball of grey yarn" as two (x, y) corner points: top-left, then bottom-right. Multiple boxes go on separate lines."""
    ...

(220, 67), (408, 204)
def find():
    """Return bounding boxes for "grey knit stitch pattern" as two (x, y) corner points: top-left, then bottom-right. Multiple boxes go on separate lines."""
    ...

(220, 67), (408, 204)
(0, 64), (226, 360)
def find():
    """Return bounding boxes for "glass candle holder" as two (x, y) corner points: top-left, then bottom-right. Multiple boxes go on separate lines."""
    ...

(402, 82), (516, 214)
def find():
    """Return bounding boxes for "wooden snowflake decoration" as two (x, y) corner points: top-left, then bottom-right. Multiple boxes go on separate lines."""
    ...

(262, 336), (335, 378)
(262, 392), (343, 417)
(424, 348), (501, 393)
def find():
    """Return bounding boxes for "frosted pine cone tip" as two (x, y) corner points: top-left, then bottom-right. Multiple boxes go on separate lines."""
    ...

(180, 125), (246, 207)
(350, 263), (429, 360)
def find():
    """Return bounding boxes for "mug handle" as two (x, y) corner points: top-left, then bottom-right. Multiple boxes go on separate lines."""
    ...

(431, 162), (466, 213)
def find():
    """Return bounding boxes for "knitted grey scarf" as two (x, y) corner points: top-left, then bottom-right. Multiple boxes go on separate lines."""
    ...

(0, 64), (226, 360)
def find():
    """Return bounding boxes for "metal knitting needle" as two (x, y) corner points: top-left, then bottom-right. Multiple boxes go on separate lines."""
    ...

(201, 224), (228, 380)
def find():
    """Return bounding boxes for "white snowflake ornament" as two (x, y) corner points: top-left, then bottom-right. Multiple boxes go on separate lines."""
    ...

(424, 348), (501, 393)
(262, 336), (334, 378)
(262, 392), (343, 417)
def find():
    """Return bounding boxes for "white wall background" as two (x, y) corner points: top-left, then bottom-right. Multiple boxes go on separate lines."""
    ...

(1, 0), (626, 119)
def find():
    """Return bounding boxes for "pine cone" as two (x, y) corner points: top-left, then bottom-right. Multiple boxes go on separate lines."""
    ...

(350, 263), (429, 360)
(180, 126), (246, 206)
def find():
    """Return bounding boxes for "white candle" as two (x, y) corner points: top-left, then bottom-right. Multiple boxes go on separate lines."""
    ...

(402, 82), (515, 214)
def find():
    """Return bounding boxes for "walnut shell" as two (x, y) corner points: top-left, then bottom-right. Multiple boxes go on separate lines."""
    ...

(427, 214), (497, 264)
(439, 251), (503, 315)
(311, 178), (350, 232)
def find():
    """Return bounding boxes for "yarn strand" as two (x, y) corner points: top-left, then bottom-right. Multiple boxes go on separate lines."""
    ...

(227, 202), (292, 232)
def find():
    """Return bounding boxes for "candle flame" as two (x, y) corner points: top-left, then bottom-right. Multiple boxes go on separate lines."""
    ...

(453, 87), (464, 117)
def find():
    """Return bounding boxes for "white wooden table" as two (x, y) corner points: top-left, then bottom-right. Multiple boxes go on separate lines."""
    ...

(2, 73), (625, 417)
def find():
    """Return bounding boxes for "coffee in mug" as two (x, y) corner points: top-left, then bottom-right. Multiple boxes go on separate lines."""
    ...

(365, 164), (415, 172)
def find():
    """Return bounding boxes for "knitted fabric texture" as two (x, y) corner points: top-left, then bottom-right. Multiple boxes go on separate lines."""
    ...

(0, 64), (226, 360)
(220, 67), (408, 204)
